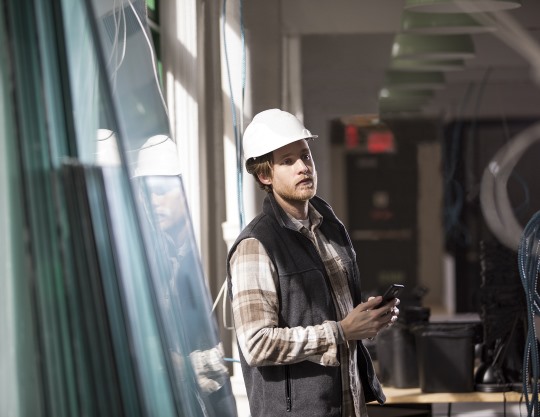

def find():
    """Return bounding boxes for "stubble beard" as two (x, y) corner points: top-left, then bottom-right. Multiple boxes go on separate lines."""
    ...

(274, 173), (317, 203)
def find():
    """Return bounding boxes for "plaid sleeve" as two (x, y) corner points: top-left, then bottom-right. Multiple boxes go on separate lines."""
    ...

(230, 238), (340, 367)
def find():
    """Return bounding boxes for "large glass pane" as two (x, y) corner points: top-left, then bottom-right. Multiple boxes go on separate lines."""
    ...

(89, 0), (170, 157)
(2, 0), (237, 414)
(59, 0), (178, 415)
(86, 0), (237, 414)
(3, 0), (78, 415)
(64, 0), (237, 415)
(0, 4), (43, 416)
(134, 171), (237, 417)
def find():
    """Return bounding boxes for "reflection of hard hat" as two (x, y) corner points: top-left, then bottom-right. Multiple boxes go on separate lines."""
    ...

(243, 109), (317, 160)
(96, 129), (121, 166)
(134, 135), (181, 177)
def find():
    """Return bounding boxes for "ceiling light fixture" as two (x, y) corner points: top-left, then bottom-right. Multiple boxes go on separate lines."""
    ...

(384, 70), (446, 90)
(392, 33), (475, 60)
(404, 0), (521, 13)
(379, 88), (435, 102)
(390, 57), (466, 71)
(379, 88), (434, 112)
(401, 11), (495, 34)
(379, 87), (435, 100)
(379, 101), (424, 114)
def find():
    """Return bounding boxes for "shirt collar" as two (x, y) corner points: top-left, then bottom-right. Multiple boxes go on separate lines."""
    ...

(285, 202), (323, 232)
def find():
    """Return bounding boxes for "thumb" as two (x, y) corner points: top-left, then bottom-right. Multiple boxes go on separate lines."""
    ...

(364, 296), (382, 308)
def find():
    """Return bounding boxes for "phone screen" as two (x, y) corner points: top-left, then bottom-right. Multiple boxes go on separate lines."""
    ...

(375, 284), (404, 309)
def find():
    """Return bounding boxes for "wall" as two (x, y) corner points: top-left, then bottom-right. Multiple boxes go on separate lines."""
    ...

(239, 0), (540, 312)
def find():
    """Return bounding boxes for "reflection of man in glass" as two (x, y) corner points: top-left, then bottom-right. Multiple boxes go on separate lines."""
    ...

(148, 176), (185, 236)
(144, 175), (190, 258)
(134, 135), (236, 417)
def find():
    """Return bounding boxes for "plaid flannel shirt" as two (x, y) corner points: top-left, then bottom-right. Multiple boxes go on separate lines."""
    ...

(230, 203), (368, 417)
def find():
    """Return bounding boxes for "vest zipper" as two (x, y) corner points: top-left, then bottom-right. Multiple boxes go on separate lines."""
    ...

(285, 365), (292, 411)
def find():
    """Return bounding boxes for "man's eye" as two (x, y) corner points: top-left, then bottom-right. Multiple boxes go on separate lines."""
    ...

(302, 154), (311, 160)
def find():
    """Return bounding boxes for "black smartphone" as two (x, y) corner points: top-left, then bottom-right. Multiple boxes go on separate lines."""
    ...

(374, 284), (404, 309)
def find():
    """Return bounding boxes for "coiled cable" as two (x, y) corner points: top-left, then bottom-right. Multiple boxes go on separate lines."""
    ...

(518, 211), (540, 417)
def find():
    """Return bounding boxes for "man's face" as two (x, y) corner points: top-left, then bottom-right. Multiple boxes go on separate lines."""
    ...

(145, 177), (185, 232)
(263, 139), (317, 202)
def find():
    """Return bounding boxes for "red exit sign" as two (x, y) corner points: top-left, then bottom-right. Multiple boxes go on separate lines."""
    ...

(345, 124), (395, 153)
(368, 130), (395, 153)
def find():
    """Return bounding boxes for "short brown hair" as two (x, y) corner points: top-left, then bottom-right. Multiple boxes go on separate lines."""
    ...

(245, 152), (273, 193)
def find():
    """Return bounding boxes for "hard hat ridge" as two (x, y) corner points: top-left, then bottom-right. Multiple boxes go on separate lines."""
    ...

(242, 109), (317, 161)
(133, 134), (181, 177)
(96, 129), (121, 166)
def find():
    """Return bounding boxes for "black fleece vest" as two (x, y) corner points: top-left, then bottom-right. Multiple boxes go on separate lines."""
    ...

(227, 194), (385, 417)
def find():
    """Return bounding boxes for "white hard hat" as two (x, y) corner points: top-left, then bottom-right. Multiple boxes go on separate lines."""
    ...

(96, 129), (121, 166)
(243, 109), (317, 160)
(134, 134), (181, 177)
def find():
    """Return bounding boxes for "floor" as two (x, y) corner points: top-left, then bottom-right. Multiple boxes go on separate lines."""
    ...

(233, 386), (529, 417)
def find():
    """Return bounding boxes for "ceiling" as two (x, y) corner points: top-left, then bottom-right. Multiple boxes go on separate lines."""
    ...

(280, 0), (540, 119)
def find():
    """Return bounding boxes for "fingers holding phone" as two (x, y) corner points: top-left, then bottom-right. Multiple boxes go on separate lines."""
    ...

(374, 284), (403, 322)
(341, 285), (404, 340)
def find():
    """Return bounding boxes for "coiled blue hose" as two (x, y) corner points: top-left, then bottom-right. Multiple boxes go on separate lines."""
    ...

(518, 210), (540, 417)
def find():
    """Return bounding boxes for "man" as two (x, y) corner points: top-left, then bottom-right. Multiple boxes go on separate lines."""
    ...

(135, 135), (237, 417)
(227, 109), (399, 417)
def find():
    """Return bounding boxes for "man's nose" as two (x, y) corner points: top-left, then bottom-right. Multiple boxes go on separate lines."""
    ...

(296, 159), (308, 173)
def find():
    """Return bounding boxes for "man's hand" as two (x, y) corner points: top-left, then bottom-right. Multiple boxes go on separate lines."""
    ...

(340, 296), (400, 340)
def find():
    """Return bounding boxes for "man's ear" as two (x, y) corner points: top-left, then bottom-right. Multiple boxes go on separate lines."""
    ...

(257, 173), (272, 186)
